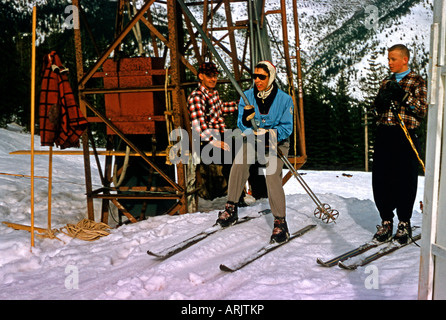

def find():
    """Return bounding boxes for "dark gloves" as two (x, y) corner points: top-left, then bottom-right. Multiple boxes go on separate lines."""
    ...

(242, 105), (255, 127)
(374, 80), (409, 114)
(386, 81), (409, 104)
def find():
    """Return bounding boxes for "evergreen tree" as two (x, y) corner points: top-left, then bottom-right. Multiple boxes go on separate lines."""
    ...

(303, 72), (367, 170)
(0, 1), (117, 133)
(0, 1), (32, 128)
(303, 75), (336, 169)
(359, 51), (387, 170)
(333, 73), (363, 169)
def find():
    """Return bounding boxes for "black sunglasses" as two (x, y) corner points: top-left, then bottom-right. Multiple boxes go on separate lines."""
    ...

(253, 73), (268, 80)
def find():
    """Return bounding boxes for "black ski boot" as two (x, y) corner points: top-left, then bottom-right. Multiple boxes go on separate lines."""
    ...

(270, 217), (290, 244)
(373, 220), (393, 242)
(216, 202), (238, 227)
(394, 221), (412, 244)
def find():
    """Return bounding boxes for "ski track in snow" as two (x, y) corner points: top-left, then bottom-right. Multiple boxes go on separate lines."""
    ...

(0, 128), (423, 300)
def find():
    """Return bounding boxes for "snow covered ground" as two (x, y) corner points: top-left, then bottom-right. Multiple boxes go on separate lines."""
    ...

(0, 125), (424, 301)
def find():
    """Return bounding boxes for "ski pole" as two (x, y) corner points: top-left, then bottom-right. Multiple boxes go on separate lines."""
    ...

(276, 148), (339, 224)
(246, 110), (339, 224)
(390, 101), (426, 173)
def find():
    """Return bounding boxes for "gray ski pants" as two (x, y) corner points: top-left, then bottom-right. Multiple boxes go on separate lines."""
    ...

(227, 140), (289, 218)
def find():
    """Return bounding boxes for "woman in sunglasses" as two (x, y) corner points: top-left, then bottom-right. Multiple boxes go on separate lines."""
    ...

(216, 61), (294, 244)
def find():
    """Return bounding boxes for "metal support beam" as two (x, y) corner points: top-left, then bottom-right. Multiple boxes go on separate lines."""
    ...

(418, 0), (446, 300)
(70, 0), (308, 220)
(73, 0), (95, 220)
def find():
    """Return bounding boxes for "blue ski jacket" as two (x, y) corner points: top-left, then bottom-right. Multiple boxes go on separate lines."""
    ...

(237, 87), (294, 142)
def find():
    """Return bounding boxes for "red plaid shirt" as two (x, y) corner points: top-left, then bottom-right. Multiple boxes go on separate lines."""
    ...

(187, 84), (238, 140)
(374, 70), (428, 129)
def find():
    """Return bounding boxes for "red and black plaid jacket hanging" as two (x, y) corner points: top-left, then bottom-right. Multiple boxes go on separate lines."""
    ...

(39, 51), (87, 149)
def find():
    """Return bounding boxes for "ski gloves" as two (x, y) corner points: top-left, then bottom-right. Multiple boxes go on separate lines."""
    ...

(242, 105), (255, 127)
(374, 80), (409, 115)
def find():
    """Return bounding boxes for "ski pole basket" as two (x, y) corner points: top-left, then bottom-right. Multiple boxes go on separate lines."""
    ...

(278, 149), (339, 224)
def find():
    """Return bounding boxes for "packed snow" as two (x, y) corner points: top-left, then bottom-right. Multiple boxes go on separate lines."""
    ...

(0, 125), (424, 300)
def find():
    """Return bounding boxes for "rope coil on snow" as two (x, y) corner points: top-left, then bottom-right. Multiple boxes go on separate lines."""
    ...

(60, 219), (111, 241)
(36, 228), (64, 242)
(22, 219), (111, 243)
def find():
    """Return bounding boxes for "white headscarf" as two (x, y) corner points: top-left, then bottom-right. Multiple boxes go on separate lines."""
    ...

(256, 60), (276, 99)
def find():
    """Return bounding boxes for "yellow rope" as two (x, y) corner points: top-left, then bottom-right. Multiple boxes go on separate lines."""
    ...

(60, 219), (111, 241)
(4, 219), (111, 243)
(35, 228), (64, 243)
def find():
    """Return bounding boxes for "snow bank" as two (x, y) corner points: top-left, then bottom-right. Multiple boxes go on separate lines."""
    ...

(0, 127), (424, 300)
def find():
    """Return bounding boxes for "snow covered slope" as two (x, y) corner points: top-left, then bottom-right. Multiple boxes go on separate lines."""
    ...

(0, 127), (424, 300)
(267, 0), (433, 98)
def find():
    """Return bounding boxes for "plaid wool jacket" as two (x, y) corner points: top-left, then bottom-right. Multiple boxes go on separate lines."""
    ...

(373, 70), (428, 130)
(188, 84), (237, 141)
(39, 51), (87, 149)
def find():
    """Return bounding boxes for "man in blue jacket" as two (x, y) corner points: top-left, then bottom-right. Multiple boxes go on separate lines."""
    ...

(216, 61), (294, 243)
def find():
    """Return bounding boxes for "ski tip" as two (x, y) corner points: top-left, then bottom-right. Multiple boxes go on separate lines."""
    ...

(147, 250), (165, 259)
(316, 258), (332, 267)
(219, 264), (235, 272)
(338, 261), (357, 270)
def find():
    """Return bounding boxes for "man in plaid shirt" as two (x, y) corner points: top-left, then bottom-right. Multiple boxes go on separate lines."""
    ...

(371, 44), (428, 245)
(187, 62), (240, 200)
(188, 62), (238, 151)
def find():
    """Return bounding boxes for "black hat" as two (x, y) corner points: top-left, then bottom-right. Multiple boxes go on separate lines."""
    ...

(198, 62), (219, 75)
